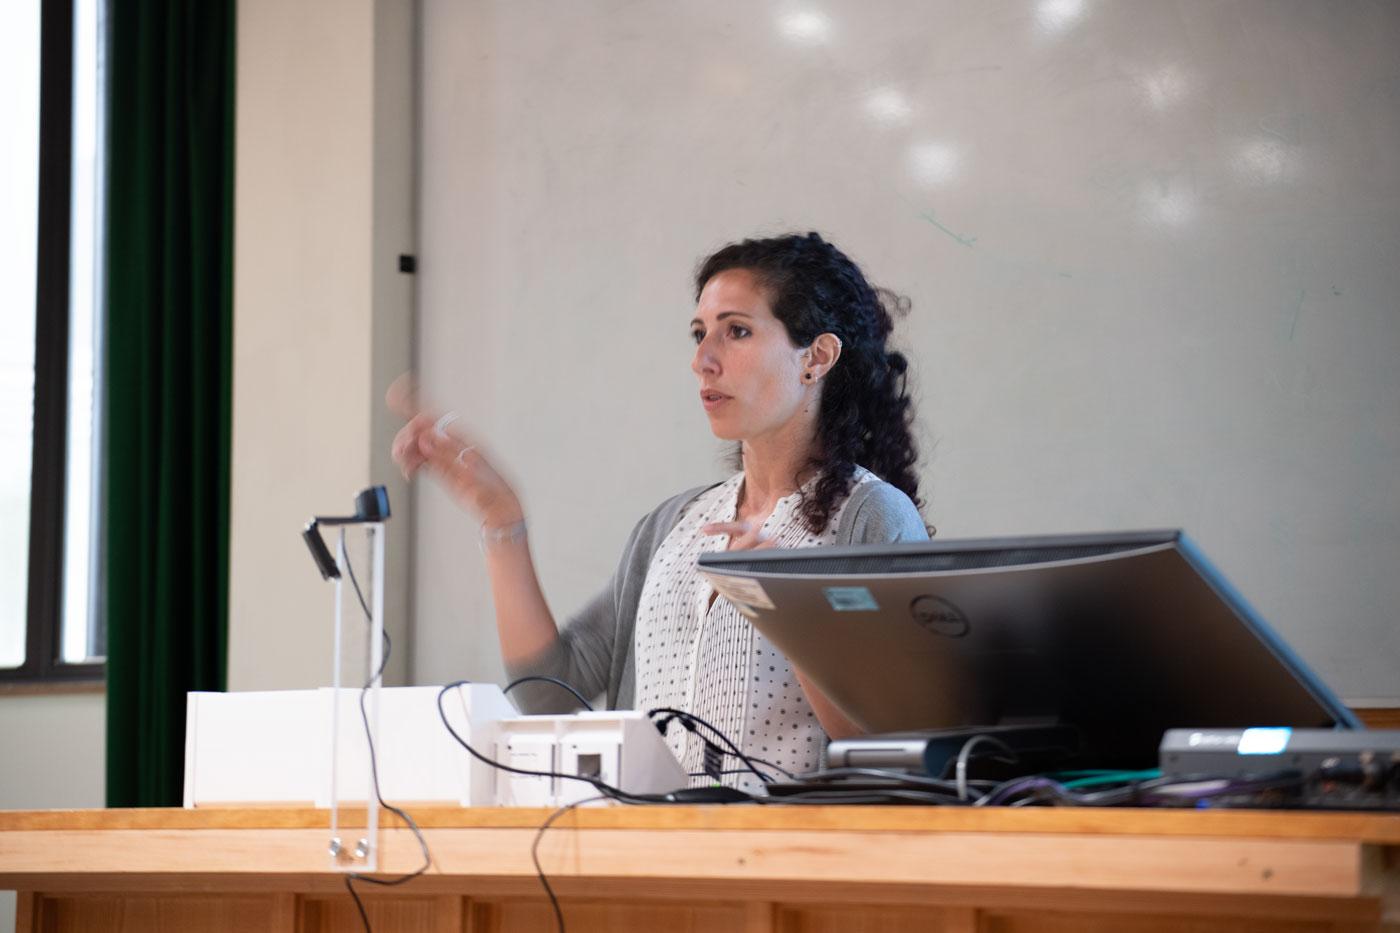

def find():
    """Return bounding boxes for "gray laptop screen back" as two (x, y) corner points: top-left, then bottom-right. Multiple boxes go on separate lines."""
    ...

(697, 530), (1357, 768)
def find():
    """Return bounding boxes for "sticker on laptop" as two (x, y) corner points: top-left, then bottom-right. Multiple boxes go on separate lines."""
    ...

(823, 586), (879, 611)
(708, 575), (775, 611)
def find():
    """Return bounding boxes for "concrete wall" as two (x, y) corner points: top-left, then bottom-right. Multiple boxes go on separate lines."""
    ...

(227, 0), (416, 692)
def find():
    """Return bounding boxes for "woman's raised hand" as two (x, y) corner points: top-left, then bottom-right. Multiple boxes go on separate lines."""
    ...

(387, 374), (524, 530)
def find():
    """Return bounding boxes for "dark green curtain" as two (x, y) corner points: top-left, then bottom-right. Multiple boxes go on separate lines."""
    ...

(105, 0), (235, 808)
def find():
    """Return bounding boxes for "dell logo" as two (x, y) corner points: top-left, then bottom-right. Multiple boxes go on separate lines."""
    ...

(910, 595), (970, 638)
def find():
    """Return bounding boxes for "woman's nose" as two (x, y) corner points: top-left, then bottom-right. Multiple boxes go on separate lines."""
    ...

(692, 338), (719, 376)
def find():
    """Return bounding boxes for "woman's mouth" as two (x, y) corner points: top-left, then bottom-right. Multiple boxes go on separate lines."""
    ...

(700, 389), (731, 412)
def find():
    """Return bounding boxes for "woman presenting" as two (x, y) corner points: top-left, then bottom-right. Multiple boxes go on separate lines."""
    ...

(391, 232), (928, 784)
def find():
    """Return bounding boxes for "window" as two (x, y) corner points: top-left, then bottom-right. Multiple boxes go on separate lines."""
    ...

(1, 0), (106, 685)
(0, 2), (43, 672)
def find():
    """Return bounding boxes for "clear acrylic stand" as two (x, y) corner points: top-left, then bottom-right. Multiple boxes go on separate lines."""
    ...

(327, 523), (385, 873)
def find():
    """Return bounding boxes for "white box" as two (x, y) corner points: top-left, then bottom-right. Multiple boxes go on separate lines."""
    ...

(495, 725), (559, 807)
(183, 684), (517, 808)
(493, 710), (688, 806)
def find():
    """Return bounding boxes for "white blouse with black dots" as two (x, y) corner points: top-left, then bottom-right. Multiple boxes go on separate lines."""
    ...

(633, 468), (876, 792)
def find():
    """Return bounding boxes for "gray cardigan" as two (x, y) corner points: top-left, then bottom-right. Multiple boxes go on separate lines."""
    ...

(506, 478), (929, 713)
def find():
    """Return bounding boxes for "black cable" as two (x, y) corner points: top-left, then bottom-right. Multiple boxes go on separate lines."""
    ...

(340, 532), (434, 932)
(345, 875), (372, 929)
(434, 682), (765, 930)
(350, 684), (434, 878)
(436, 681), (774, 812)
(436, 681), (675, 804)
(532, 795), (608, 933)
(974, 770), (1308, 809)
(951, 734), (1018, 801)
(435, 680), (741, 928)
(1135, 772), (1304, 807)
(690, 767), (799, 779)
(744, 755), (798, 781)
(646, 707), (777, 783)
(758, 788), (976, 806)
(342, 532), (390, 682)
(445, 673), (791, 800)
(792, 766), (989, 798)
(503, 675), (595, 711)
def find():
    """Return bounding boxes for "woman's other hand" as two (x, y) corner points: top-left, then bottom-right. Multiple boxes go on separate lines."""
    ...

(701, 520), (772, 552)
(387, 374), (524, 530)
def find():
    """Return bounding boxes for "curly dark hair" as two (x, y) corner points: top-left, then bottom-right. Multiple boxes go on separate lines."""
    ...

(694, 232), (923, 534)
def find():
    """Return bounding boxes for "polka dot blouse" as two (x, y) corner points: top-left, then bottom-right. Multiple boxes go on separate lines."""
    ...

(633, 468), (877, 792)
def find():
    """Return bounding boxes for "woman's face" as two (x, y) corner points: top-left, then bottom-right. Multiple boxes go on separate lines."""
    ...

(690, 268), (811, 443)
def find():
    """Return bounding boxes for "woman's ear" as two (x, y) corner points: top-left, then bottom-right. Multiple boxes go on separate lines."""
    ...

(805, 333), (843, 381)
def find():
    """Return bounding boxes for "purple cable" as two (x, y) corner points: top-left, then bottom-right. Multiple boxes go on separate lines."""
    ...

(1143, 776), (1296, 804)
(979, 776), (1065, 807)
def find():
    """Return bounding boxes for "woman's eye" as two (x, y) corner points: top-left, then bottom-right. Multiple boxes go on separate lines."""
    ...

(690, 330), (705, 345)
(729, 325), (750, 339)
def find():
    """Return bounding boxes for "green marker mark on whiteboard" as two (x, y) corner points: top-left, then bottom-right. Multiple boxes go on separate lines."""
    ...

(919, 210), (977, 248)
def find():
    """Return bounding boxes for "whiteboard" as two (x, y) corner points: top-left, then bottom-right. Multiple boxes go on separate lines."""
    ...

(413, 0), (1400, 701)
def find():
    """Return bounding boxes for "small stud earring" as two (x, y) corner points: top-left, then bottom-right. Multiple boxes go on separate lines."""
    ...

(804, 371), (815, 382)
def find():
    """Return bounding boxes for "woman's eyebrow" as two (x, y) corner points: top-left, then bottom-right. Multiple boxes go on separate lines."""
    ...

(689, 311), (754, 327)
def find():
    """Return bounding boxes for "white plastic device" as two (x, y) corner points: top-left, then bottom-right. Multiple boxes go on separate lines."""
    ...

(492, 710), (688, 806)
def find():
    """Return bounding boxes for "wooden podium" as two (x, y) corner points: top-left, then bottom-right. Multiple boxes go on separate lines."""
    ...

(2, 805), (1397, 932)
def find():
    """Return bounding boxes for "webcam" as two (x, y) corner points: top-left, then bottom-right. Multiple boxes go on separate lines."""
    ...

(302, 485), (392, 580)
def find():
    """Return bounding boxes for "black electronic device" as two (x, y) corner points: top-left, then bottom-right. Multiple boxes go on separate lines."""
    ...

(301, 484), (392, 580)
(1159, 727), (1400, 811)
(827, 725), (1081, 777)
(698, 530), (1360, 770)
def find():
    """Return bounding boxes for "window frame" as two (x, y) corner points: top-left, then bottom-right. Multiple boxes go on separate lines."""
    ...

(2, 0), (103, 687)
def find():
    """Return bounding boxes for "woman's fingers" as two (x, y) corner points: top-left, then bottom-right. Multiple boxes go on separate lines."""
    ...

(419, 420), (480, 474)
(390, 413), (437, 478)
(385, 372), (419, 421)
(418, 426), (523, 526)
(387, 373), (438, 479)
(385, 378), (525, 527)
(702, 520), (772, 551)
(702, 520), (745, 538)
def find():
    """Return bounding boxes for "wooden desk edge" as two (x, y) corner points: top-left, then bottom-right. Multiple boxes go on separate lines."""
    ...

(3, 804), (1399, 842)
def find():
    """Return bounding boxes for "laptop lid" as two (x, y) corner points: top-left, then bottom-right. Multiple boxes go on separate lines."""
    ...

(698, 530), (1358, 768)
